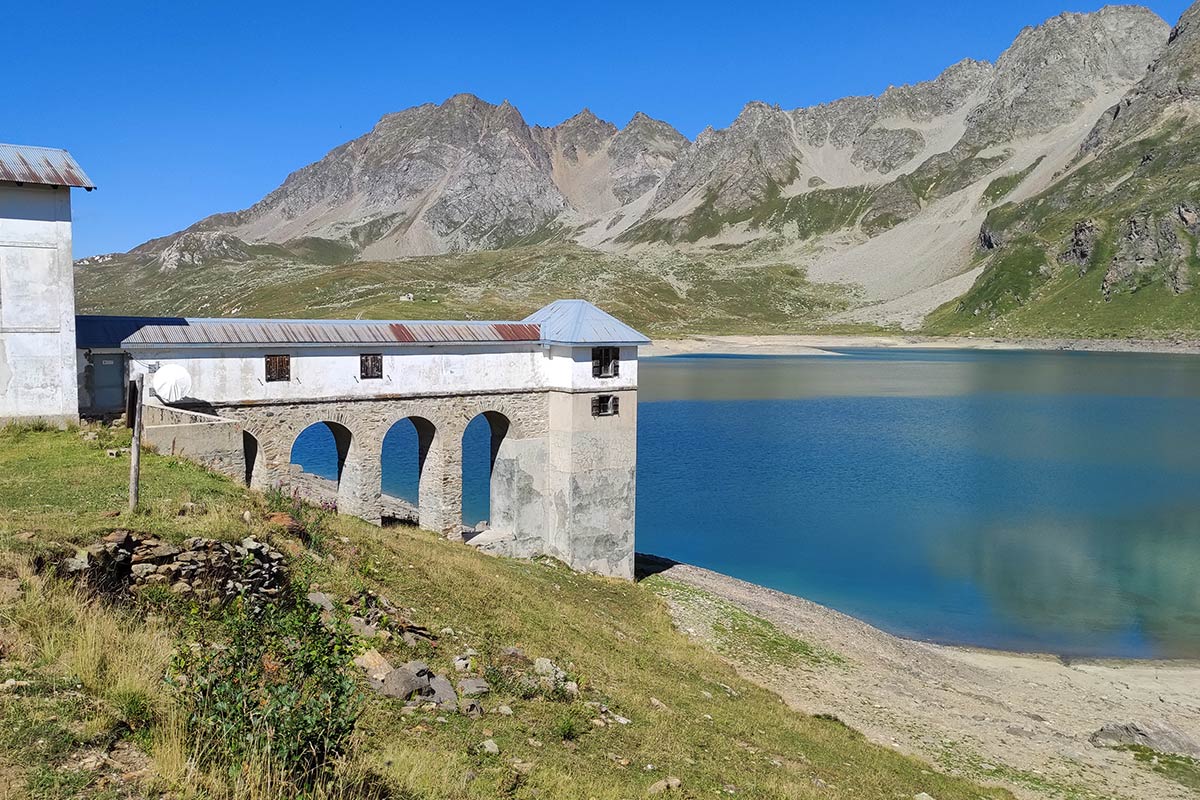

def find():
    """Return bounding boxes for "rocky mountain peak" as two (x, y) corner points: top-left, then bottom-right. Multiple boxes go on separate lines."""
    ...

(962, 5), (1168, 146)
(547, 109), (620, 158)
(1083, 0), (1200, 152)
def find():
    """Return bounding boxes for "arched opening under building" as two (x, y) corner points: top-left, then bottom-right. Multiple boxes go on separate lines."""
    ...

(462, 411), (511, 533)
(380, 416), (436, 526)
(289, 421), (353, 508)
(242, 430), (260, 487)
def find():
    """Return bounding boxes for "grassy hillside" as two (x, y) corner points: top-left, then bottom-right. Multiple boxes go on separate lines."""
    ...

(74, 243), (881, 339)
(0, 426), (1011, 799)
(926, 119), (1200, 339)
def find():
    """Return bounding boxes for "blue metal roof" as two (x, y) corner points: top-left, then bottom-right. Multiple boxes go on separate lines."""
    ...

(0, 143), (95, 189)
(523, 300), (650, 346)
(77, 315), (187, 350)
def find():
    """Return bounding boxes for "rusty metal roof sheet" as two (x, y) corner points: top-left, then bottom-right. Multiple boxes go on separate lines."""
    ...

(119, 317), (542, 348)
(523, 300), (650, 345)
(0, 143), (95, 189)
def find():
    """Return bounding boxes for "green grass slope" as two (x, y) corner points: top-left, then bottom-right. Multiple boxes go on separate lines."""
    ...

(926, 120), (1200, 339)
(0, 427), (1010, 799)
(74, 243), (880, 339)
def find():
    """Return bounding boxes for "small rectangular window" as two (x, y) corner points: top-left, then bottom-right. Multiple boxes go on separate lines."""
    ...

(592, 346), (620, 378)
(265, 354), (290, 382)
(591, 394), (620, 417)
(360, 353), (383, 380)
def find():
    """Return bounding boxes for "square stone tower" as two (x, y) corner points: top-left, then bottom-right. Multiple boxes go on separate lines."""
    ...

(0, 144), (94, 426)
(524, 300), (648, 579)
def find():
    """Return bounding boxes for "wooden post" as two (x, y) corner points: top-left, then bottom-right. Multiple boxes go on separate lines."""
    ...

(129, 373), (144, 512)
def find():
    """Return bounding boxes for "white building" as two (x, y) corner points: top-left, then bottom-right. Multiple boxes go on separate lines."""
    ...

(0, 141), (650, 578)
(0, 144), (94, 425)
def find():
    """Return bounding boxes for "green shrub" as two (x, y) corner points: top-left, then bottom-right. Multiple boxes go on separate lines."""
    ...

(169, 597), (362, 787)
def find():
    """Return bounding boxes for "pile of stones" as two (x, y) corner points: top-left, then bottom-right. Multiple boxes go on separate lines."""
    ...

(62, 530), (289, 604)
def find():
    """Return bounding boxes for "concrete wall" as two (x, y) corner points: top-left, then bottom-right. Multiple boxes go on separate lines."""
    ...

(142, 403), (246, 480)
(0, 183), (78, 425)
(544, 389), (638, 580)
(126, 343), (637, 407)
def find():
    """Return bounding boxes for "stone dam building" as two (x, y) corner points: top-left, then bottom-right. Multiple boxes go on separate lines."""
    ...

(0, 143), (648, 579)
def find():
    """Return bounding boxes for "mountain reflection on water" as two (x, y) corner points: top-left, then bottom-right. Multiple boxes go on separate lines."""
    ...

(636, 350), (1200, 659)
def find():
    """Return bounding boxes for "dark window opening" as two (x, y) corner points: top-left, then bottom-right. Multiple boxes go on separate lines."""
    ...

(592, 346), (620, 378)
(360, 353), (383, 380)
(265, 354), (291, 382)
(591, 394), (620, 417)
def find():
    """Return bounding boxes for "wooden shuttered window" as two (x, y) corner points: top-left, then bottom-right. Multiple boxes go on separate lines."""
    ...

(360, 353), (383, 380)
(265, 354), (290, 382)
(591, 394), (619, 417)
(591, 347), (619, 378)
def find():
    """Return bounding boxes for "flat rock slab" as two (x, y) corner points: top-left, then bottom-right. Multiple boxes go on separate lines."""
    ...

(1090, 721), (1200, 758)
(458, 677), (490, 697)
(354, 649), (394, 681)
(378, 667), (429, 700)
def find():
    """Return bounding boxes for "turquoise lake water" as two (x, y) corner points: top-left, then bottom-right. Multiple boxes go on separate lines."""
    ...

(292, 348), (1200, 659)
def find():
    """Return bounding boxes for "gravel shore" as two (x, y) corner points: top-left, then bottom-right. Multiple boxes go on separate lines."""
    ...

(644, 334), (1200, 358)
(641, 557), (1200, 800)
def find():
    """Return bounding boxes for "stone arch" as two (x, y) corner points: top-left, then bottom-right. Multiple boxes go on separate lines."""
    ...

(380, 415), (438, 526)
(281, 417), (380, 522)
(461, 410), (512, 530)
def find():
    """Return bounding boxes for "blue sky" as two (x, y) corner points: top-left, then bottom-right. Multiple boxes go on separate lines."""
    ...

(4, 1), (1190, 257)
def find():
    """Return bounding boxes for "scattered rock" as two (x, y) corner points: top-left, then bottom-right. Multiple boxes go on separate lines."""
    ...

(1090, 721), (1200, 758)
(480, 738), (500, 756)
(345, 589), (435, 646)
(650, 697), (668, 711)
(1004, 724), (1035, 739)
(306, 592), (335, 612)
(266, 512), (305, 537)
(914, 793), (936, 800)
(500, 646), (529, 665)
(458, 677), (490, 697)
(353, 649), (394, 681)
(428, 675), (457, 707)
(379, 666), (429, 700)
(346, 616), (377, 638)
(648, 775), (682, 794)
(496, 705), (513, 716)
(0, 679), (30, 691)
(461, 699), (484, 718)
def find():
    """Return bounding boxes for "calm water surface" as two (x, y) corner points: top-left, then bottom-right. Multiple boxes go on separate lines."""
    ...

(294, 348), (1200, 659)
(638, 350), (1200, 660)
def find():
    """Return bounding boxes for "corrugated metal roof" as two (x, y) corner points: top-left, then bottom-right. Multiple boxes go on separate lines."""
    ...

(0, 143), (95, 189)
(77, 315), (188, 350)
(119, 318), (542, 348)
(523, 300), (650, 345)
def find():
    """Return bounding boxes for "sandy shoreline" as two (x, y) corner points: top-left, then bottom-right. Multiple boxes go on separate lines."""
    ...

(644, 333), (1200, 358)
(641, 556), (1200, 800)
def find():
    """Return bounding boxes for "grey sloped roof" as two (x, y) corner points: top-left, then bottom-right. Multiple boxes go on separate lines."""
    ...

(116, 317), (541, 348)
(522, 300), (650, 346)
(0, 143), (95, 189)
